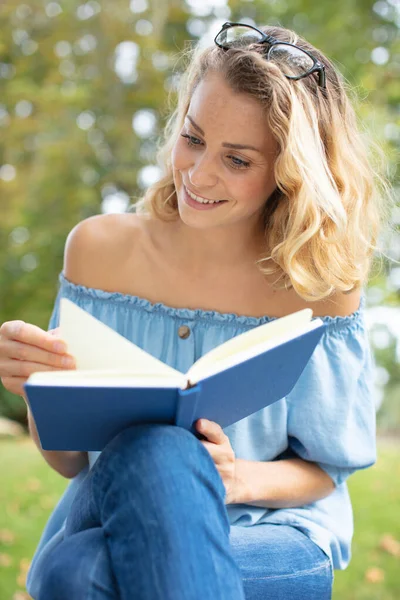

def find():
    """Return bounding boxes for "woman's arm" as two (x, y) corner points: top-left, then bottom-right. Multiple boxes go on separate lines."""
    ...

(231, 457), (335, 508)
(27, 403), (88, 479)
(23, 216), (119, 478)
(230, 289), (362, 507)
(196, 419), (335, 507)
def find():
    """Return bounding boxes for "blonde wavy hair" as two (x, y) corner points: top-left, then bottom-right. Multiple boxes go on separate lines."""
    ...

(135, 25), (392, 301)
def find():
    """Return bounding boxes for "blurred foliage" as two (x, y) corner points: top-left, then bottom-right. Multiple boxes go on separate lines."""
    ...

(0, 0), (399, 427)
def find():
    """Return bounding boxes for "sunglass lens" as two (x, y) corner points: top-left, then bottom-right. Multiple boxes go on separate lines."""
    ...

(217, 26), (263, 48)
(268, 44), (314, 77)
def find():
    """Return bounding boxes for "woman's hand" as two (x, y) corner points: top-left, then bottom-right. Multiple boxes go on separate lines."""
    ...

(0, 320), (76, 398)
(195, 418), (240, 504)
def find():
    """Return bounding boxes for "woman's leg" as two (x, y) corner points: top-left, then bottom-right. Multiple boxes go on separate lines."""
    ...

(39, 423), (246, 600)
(230, 523), (333, 600)
(38, 527), (118, 600)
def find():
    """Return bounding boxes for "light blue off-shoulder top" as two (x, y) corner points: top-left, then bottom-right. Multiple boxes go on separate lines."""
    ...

(27, 272), (376, 594)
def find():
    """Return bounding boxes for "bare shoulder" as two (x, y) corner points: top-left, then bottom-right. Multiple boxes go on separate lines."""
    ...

(307, 287), (362, 318)
(265, 283), (362, 319)
(64, 213), (145, 288)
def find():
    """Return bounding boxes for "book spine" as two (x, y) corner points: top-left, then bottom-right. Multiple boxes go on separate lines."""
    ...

(175, 383), (201, 433)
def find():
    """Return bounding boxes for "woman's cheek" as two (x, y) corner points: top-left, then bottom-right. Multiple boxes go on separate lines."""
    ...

(171, 142), (178, 168)
(171, 139), (189, 172)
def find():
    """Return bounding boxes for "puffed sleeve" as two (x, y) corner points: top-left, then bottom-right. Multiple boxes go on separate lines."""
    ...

(47, 281), (62, 331)
(286, 296), (377, 487)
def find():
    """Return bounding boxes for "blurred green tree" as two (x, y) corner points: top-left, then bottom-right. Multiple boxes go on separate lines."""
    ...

(0, 0), (398, 427)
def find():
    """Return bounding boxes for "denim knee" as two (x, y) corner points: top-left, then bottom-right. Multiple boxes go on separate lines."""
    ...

(105, 423), (197, 455)
(93, 423), (226, 501)
(101, 423), (200, 465)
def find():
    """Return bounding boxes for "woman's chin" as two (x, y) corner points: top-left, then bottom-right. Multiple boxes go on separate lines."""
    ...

(177, 202), (213, 229)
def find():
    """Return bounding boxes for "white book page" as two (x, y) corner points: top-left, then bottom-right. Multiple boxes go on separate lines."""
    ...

(28, 369), (181, 388)
(187, 308), (313, 382)
(188, 318), (322, 384)
(59, 298), (182, 379)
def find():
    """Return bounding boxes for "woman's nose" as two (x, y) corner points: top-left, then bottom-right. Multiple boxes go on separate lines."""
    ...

(189, 153), (218, 188)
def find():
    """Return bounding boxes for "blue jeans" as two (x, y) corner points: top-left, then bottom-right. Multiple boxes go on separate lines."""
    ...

(35, 424), (333, 599)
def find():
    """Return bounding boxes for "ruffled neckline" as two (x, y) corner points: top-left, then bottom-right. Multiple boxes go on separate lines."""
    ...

(59, 272), (365, 329)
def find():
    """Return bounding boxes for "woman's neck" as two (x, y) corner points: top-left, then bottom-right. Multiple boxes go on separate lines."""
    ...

(166, 218), (266, 272)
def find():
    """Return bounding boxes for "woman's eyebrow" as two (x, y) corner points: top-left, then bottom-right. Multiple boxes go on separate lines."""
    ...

(185, 115), (263, 154)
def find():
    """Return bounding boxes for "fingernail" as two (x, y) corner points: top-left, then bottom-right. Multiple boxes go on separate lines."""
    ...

(53, 341), (66, 353)
(62, 356), (75, 368)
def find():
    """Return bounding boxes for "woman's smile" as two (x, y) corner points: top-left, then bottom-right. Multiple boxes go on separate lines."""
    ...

(183, 184), (228, 211)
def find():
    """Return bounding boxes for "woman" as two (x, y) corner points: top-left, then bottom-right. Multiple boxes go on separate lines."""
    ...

(0, 21), (390, 599)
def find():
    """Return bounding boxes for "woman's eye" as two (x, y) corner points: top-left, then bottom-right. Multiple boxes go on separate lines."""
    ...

(228, 156), (250, 170)
(180, 133), (201, 147)
(180, 133), (250, 170)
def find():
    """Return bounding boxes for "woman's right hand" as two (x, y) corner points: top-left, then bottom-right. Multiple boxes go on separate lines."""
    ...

(0, 320), (76, 397)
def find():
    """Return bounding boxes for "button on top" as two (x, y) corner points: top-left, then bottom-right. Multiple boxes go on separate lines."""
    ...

(178, 325), (191, 339)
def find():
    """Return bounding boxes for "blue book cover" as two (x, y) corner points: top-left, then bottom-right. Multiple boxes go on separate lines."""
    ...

(24, 299), (326, 451)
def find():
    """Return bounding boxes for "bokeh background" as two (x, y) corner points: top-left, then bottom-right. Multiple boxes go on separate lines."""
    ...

(0, 1), (399, 599)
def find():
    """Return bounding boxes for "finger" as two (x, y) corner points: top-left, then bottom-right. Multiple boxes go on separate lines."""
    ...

(1, 376), (27, 396)
(199, 439), (217, 459)
(1, 321), (68, 354)
(199, 440), (225, 464)
(197, 419), (226, 444)
(0, 359), (74, 378)
(2, 339), (75, 369)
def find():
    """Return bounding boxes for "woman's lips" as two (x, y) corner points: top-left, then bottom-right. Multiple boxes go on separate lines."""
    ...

(182, 185), (227, 211)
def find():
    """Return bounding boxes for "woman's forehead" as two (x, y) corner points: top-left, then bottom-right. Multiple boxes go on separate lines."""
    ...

(190, 73), (264, 117)
(188, 74), (275, 151)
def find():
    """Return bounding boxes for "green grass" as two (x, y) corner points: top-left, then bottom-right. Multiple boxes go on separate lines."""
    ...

(0, 438), (68, 600)
(333, 439), (400, 599)
(0, 438), (399, 600)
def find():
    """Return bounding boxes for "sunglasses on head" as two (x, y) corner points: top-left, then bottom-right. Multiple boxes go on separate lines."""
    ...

(214, 22), (326, 89)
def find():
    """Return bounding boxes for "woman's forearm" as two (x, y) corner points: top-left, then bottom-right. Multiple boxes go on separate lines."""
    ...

(27, 406), (88, 479)
(231, 457), (335, 508)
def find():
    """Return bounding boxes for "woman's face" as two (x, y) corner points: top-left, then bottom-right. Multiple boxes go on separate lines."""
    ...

(171, 72), (278, 231)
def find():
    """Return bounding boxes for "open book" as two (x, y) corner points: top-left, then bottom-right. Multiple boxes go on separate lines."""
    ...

(24, 298), (326, 451)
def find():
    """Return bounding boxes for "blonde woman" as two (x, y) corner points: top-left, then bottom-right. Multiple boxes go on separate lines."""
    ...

(0, 21), (389, 600)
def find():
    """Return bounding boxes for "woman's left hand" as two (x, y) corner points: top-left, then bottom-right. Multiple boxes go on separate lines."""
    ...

(195, 418), (239, 505)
